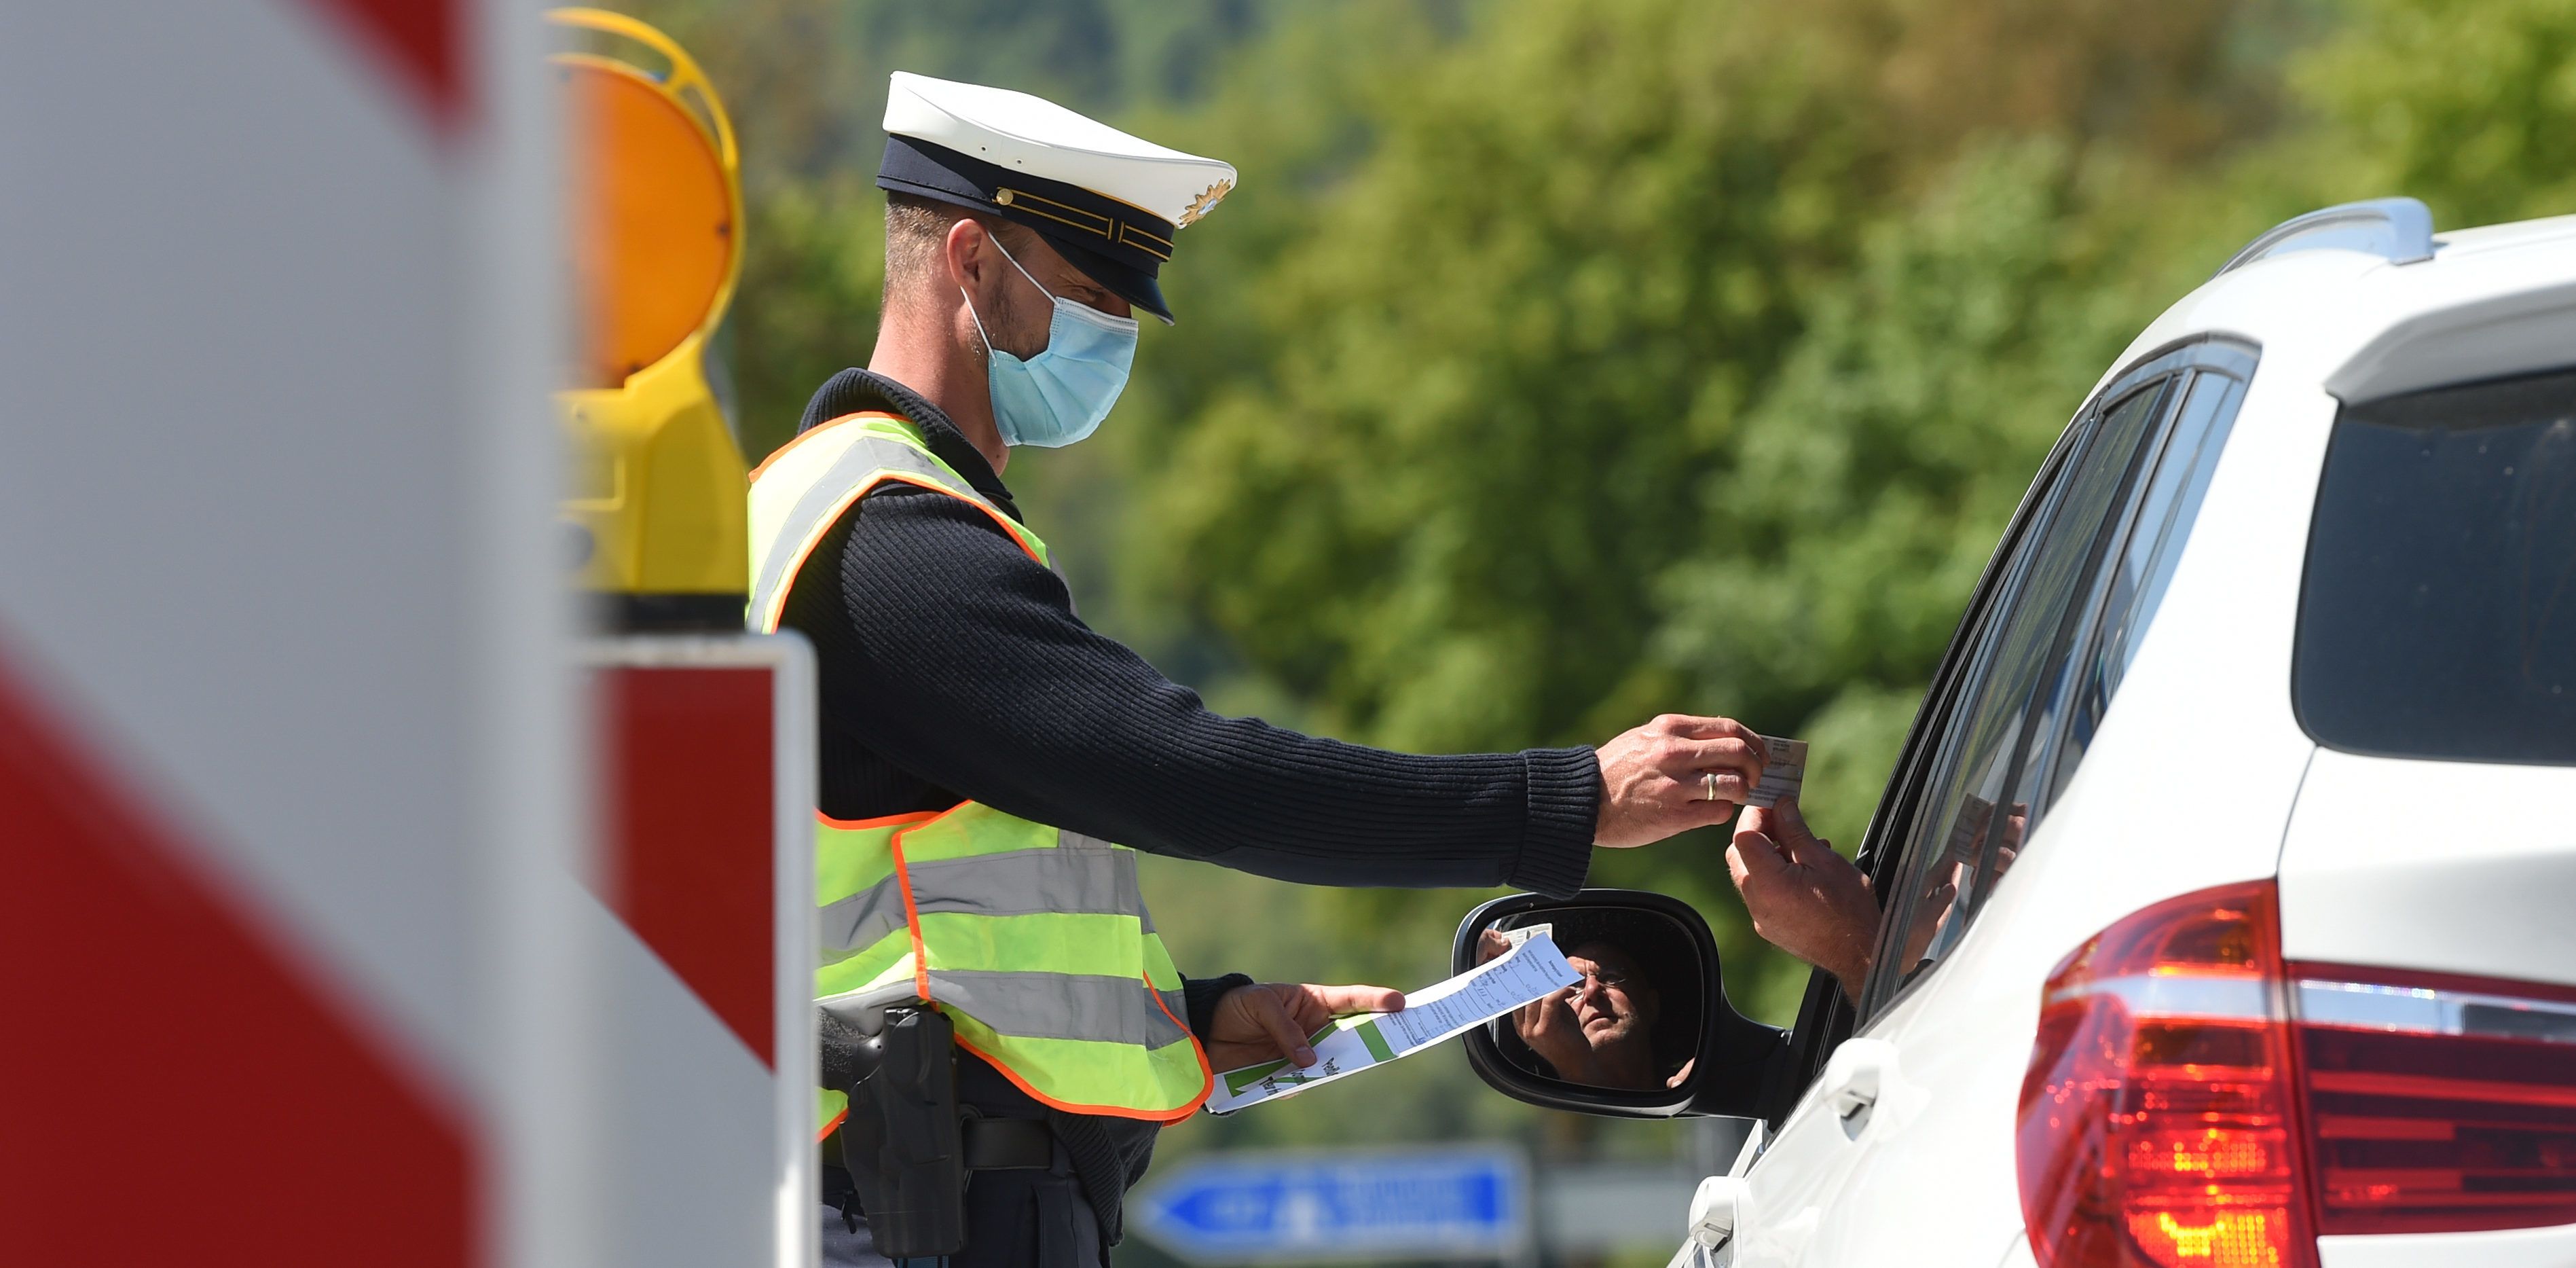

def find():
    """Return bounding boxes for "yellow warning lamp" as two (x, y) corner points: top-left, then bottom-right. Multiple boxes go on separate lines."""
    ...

(550, 7), (747, 629)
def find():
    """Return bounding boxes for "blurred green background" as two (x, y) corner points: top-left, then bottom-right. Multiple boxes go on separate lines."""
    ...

(614, 0), (2573, 1261)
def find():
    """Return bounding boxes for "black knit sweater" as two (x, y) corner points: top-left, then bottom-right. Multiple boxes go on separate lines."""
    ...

(788, 368), (1600, 1242)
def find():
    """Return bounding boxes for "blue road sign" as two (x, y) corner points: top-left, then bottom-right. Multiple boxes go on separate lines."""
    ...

(1133, 1145), (1529, 1263)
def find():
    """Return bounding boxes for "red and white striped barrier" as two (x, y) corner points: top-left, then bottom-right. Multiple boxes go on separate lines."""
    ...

(2, 5), (811, 1264)
(585, 636), (815, 1268)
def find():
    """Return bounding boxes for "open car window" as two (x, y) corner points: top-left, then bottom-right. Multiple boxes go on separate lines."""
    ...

(1857, 378), (2171, 1014)
(1760, 339), (2259, 1119)
(2049, 369), (2247, 798)
(1848, 338), (2259, 1024)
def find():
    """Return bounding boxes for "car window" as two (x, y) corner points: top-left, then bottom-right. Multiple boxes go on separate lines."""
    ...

(2295, 365), (2576, 763)
(1859, 377), (2175, 1015)
(2046, 369), (2249, 800)
(1761, 404), (2096, 1118)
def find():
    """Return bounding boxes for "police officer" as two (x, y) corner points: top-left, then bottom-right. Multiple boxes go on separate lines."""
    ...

(748, 73), (1773, 1267)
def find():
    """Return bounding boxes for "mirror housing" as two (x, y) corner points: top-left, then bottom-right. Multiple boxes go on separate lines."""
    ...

(1453, 889), (1789, 1119)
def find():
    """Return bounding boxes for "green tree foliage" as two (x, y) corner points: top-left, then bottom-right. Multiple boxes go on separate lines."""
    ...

(1128, 0), (2273, 758)
(2296, 0), (2576, 223)
(1133, 0), (1885, 759)
(722, 176), (884, 454)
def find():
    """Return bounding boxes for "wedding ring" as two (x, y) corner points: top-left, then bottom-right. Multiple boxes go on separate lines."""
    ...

(1703, 772), (1720, 801)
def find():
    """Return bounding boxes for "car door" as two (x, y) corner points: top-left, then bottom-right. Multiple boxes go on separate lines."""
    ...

(1729, 340), (2258, 1267)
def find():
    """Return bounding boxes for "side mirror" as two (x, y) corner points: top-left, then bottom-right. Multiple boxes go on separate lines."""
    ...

(1452, 889), (1788, 1119)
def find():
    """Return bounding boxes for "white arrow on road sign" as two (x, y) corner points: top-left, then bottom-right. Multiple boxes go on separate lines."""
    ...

(1134, 1145), (1530, 1263)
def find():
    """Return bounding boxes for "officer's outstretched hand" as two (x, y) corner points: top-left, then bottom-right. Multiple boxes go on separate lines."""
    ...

(1594, 714), (1769, 848)
(1204, 982), (1404, 1072)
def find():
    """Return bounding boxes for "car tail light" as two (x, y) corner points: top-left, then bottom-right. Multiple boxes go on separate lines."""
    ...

(2017, 880), (2313, 1268)
(2020, 880), (2576, 1267)
(2291, 963), (2576, 1235)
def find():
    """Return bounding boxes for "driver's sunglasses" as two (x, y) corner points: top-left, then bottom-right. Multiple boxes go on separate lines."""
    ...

(1572, 964), (1632, 989)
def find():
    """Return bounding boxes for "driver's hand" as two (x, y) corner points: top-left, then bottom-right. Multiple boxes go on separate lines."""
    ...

(1728, 797), (1879, 1001)
(1514, 988), (1600, 1083)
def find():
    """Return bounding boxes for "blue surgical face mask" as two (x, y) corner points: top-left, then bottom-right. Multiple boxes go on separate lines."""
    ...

(961, 238), (1139, 448)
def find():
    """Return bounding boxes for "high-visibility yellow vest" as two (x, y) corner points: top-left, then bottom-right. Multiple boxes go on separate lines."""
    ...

(747, 412), (1211, 1138)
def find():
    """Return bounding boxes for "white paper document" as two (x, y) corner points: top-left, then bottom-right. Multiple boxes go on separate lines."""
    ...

(1748, 735), (1808, 808)
(1204, 932), (1583, 1114)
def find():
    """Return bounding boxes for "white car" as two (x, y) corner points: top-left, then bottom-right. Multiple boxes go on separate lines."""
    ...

(1455, 198), (2576, 1268)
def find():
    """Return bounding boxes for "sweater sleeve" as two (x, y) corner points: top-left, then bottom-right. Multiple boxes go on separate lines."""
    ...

(1182, 974), (1254, 1041)
(809, 486), (1597, 898)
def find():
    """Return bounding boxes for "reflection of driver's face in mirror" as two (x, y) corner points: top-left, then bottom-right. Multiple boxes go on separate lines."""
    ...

(1513, 940), (1670, 1091)
(1568, 941), (1659, 1059)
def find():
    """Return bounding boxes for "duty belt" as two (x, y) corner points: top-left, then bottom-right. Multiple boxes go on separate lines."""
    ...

(820, 1115), (1051, 1173)
(959, 1115), (1052, 1170)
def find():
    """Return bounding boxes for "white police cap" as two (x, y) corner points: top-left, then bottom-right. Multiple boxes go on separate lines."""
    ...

(877, 71), (1235, 323)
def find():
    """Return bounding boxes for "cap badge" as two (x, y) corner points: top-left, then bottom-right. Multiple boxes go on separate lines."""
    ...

(1176, 178), (1234, 228)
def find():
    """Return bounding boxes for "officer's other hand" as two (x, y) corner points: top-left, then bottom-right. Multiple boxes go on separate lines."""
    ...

(1594, 714), (1768, 848)
(1204, 981), (1404, 1071)
(1728, 797), (1877, 1002)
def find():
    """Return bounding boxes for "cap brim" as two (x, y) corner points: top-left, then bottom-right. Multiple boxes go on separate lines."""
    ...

(878, 179), (1176, 325)
(1034, 228), (1173, 325)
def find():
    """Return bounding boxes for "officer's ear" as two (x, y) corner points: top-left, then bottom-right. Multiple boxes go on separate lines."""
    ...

(942, 215), (998, 295)
(944, 216), (1047, 328)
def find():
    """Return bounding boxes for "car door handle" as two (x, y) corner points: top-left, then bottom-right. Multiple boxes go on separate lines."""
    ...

(1689, 1175), (1744, 1248)
(1822, 1038), (1897, 1137)
(1665, 1176), (1748, 1268)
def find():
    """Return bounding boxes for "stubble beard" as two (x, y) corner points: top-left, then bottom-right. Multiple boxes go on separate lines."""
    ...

(981, 277), (1048, 363)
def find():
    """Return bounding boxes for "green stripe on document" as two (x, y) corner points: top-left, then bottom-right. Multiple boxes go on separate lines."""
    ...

(1353, 1017), (1397, 1063)
(1221, 1022), (1353, 1096)
(1225, 1059), (1289, 1094)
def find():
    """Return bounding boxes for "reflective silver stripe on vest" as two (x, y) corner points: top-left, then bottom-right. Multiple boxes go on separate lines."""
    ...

(1056, 831), (1151, 932)
(927, 969), (1194, 1047)
(818, 844), (1147, 956)
(750, 431), (999, 622)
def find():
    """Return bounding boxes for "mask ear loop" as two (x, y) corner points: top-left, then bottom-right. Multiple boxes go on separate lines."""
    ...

(959, 232), (1053, 360)
(987, 234), (1054, 300)
(958, 283), (997, 361)
(991, 231), (1139, 332)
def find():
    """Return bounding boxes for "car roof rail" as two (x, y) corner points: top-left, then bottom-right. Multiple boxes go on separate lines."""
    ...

(2214, 197), (2435, 278)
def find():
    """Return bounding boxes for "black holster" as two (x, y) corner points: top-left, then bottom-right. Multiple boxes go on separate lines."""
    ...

(836, 1005), (968, 1257)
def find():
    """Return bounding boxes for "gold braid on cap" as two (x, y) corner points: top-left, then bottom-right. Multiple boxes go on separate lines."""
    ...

(1177, 178), (1234, 228)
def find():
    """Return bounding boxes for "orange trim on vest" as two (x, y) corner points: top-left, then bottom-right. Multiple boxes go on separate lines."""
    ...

(950, 1002), (1213, 1124)
(745, 410), (906, 485)
(753, 471), (1044, 635)
(887, 820), (936, 1005)
(1148, 981), (1218, 1119)
(811, 799), (959, 1145)
(814, 808), (944, 831)
(871, 471), (1046, 562)
(878, 807), (1214, 1121)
